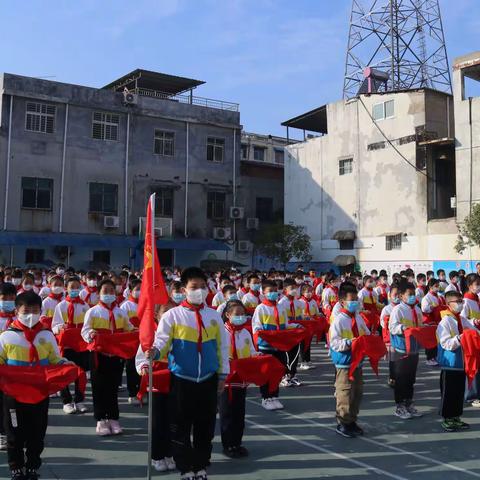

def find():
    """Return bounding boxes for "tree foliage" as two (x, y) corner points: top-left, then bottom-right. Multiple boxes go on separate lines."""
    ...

(254, 223), (312, 267)
(455, 204), (480, 254)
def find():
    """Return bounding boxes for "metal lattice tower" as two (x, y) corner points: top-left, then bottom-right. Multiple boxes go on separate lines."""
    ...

(343, 0), (452, 99)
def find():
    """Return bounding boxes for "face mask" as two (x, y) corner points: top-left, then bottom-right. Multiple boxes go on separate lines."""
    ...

(56, 269), (65, 275)
(0, 300), (15, 312)
(22, 284), (33, 291)
(266, 292), (279, 302)
(304, 292), (313, 299)
(227, 293), (238, 301)
(18, 313), (41, 328)
(230, 315), (247, 326)
(87, 280), (97, 288)
(132, 290), (141, 299)
(391, 296), (400, 304)
(344, 301), (359, 313)
(450, 303), (463, 314)
(406, 295), (417, 306)
(475, 286), (480, 294)
(295, 279), (303, 285)
(51, 286), (64, 295)
(12, 278), (21, 286)
(432, 287), (439, 294)
(172, 292), (186, 304)
(69, 289), (80, 298)
(366, 282), (375, 289)
(250, 284), (261, 292)
(34, 279), (42, 286)
(100, 294), (116, 305)
(186, 288), (208, 305)
(287, 289), (298, 297)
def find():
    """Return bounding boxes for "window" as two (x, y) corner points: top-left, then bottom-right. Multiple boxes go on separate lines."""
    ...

(372, 100), (395, 120)
(89, 183), (118, 215)
(274, 148), (285, 165)
(25, 102), (56, 134)
(207, 137), (224, 163)
(21, 177), (53, 209)
(339, 158), (353, 176)
(256, 197), (273, 221)
(253, 146), (266, 162)
(92, 112), (119, 141)
(207, 191), (226, 219)
(93, 250), (111, 265)
(386, 234), (402, 251)
(241, 144), (248, 160)
(339, 239), (354, 250)
(25, 249), (45, 264)
(154, 130), (175, 156)
(152, 188), (173, 217)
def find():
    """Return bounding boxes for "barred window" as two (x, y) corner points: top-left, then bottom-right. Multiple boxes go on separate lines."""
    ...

(89, 183), (118, 214)
(207, 137), (224, 163)
(152, 188), (173, 216)
(339, 158), (353, 175)
(92, 112), (119, 141)
(207, 191), (226, 219)
(21, 177), (53, 209)
(386, 234), (402, 251)
(25, 102), (56, 133)
(154, 130), (175, 156)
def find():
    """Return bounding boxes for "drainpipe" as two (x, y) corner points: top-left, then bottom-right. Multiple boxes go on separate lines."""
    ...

(59, 103), (69, 232)
(232, 128), (237, 246)
(469, 97), (473, 215)
(184, 122), (189, 237)
(124, 113), (130, 234)
(3, 95), (13, 230)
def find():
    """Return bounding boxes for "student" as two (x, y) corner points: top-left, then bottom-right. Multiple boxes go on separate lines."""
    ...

(375, 274), (390, 306)
(52, 277), (90, 415)
(322, 273), (339, 321)
(241, 274), (262, 316)
(38, 272), (54, 300)
(358, 275), (383, 314)
(236, 277), (249, 301)
(445, 270), (462, 294)
(82, 279), (134, 436)
(219, 300), (255, 458)
(211, 276), (232, 309)
(217, 285), (238, 317)
(415, 273), (427, 300)
(458, 269), (467, 294)
(18, 274), (35, 295)
(33, 272), (43, 294)
(252, 280), (290, 411)
(437, 269), (448, 294)
(426, 270), (435, 281)
(298, 283), (321, 370)
(80, 271), (99, 307)
(148, 267), (229, 480)
(11, 270), (23, 292)
(380, 284), (400, 387)
(389, 282), (424, 419)
(437, 291), (473, 432)
(41, 276), (65, 328)
(0, 291), (68, 480)
(170, 281), (186, 305)
(329, 282), (370, 438)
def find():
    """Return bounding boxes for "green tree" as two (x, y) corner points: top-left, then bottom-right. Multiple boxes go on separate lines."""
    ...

(455, 204), (480, 254)
(254, 223), (312, 268)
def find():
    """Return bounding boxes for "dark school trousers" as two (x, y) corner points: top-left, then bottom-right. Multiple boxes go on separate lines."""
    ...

(126, 357), (140, 397)
(219, 387), (247, 449)
(426, 347), (438, 360)
(259, 349), (287, 398)
(90, 352), (124, 421)
(300, 340), (311, 362)
(393, 353), (419, 404)
(60, 349), (88, 404)
(152, 392), (172, 461)
(440, 369), (466, 419)
(169, 374), (218, 475)
(3, 395), (49, 471)
(0, 392), (4, 435)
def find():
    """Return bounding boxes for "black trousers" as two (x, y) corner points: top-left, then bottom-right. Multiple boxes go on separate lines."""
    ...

(0, 392), (4, 435)
(259, 349), (287, 398)
(287, 344), (301, 377)
(219, 387), (246, 449)
(440, 369), (466, 419)
(393, 354), (419, 404)
(426, 347), (438, 361)
(3, 395), (48, 471)
(389, 361), (395, 381)
(61, 349), (88, 404)
(169, 374), (218, 474)
(90, 353), (124, 421)
(300, 340), (311, 362)
(126, 357), (140, 397)
(152, 392), (172, 461)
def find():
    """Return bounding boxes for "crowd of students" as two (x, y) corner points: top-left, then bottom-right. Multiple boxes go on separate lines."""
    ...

(0, 263), (479, 480)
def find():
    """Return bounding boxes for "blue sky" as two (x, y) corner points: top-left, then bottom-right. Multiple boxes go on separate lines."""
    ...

(1, 0), (479, 137)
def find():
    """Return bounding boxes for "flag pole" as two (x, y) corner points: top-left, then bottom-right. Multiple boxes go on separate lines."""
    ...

(147, 193), (155, 480)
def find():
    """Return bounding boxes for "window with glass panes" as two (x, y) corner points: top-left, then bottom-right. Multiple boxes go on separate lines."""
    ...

(154, 130), (175, 156)
(386, 234), (402, 250)
(21, 177), (53, 209)
(25, 102), (56, 134)
(274, 148), (285, 164)
(93, 250), (111, 265)
(152, 188), (173, 216)
(256, 197), (273, 221)
(339, 158), (353, 175)
(25, 249), (45, 264)
(241, 144), (248, 160)
(92, 112), (119, 141)
(207, 137), (224, 162)
(89, 183), (118, 214)
(207, 191), (226, 219)
(253, 146), (266, 161)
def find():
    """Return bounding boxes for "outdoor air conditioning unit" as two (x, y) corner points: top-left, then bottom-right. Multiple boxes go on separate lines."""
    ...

(104, 216), (120, 228)
(139, 217), (172, 237)
(450, 196), (457, 209)
(237, 240), (252, 253)
(230, 206), (244, 220)
(123, 89), (138, 105)
(246, 217), (259, 230)
(213, 227), (231, 240)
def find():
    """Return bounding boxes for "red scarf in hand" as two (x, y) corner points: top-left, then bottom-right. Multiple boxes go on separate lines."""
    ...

(0, 311), (15, 329)
(262, 299), (281, 330)
(88, 331), (139, 359)
(99, 302), (122, 333)
(137, 361), (170, 402)
(180, 301), (206, 353)
(461, 329), (480, 386)
(66, 296), (85, 327)
(11, 320), (44, 363)
(349, 335), (387, 380)
(254, 328), (307, 352)
(405, 325), (437, 354)
(84, 287), (97, 305)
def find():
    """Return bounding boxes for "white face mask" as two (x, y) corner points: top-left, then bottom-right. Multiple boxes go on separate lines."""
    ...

(18, 313), (41, 328)
(56, 269), (65, 275)
(23, 284), (33, 291)
(132, 290), (141, 299)
(87, 280), (97, 288)
(186, 288), (208, 305)
(51, 286), (64, 295)
(12, 278), (21, 286)
(34, 279), (42, 286)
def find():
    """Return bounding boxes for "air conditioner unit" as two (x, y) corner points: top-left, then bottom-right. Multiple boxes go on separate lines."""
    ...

(450, 196), (457, 209)
(213, 227), (231, 240)
(104, 216), (120, 228)
(123, 89), (138, 105)
(139, 217), (172, 237)
(237, 240), (252, 252)
(246, 217), (259, 230)
(230, 206), (244, 220)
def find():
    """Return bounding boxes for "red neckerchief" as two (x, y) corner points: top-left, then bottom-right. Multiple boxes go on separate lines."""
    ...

(66, 296), (85, 327)
(449, 309), (464, 334)
(128, 296), (139, 304)
(10, 319), (44, 363)
(301, 296), (312, 316)
(287, 296), (296, 321)
(225, 322), (245, 360)
(262, 299), (280, 330)
(430, 290), (446, 306)
(250, 289), (260, 298)
(48, 292), (63, 302)
(0, 311), (15, 329)
(84, 286), (97, 305)
(366, 287), (374, 302)
(339, 308), (359, 337)
(464, 292), (480, 309)
(409, 304), (419, 327)
(99, 301), (120, 332)
(378, 284), (388, 296)
(420, 285), (428, 294)
(116, 294), (124, 306)
(451, 283), (461, 294)
(240, 287), (249, 294)
(180, 300), (206, 352)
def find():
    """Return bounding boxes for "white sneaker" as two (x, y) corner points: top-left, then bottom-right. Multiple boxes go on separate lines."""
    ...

(96, 420), (111, 436)
(406, 404), (422, 418)
(127, 396), (135, 404)
(195, 469), (208, 480)
(272, 398), (284, 410)
(280, 376), (294, 387)
(109, 419), (123, 435)
(152, 459), (168, 472)
(298, 362), (310, 371)
(165, 457), (176, 471)
(0, 434), (6, 450)
(63, 403), (76, 415)
(75, 402), (88, 413)
(426, 359), (439, 367)
(307, 362), (316, 370)
(290, 376), (303, 387)
(261, 398), (276, 411)
(181, 472), (196, 480)
(394, 405), (413, 420)
(472, 399), (480, 408)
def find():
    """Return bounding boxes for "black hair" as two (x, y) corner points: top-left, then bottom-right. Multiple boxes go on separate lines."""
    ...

(0, 282), (17, 296)
(363, 275), (372, 284)
(221, 299), (245, 324)
(262, 280), (277, 291)
(426, 270), (434, 277)
(399, 281), (416, 294)
(99, 279), (115, 291)
(427, 278), (440, 289)
(437, 269), (445, 275)
(466, 273), (480, 287)
(129, 279), (141, 290)
(22, 273), (34, 281)
(283, 278), (297, 288)
(370, 269), (378, 275)
(326, 272), (338, 283)
(379, 269), (387, 276)
(66, 276), (81, 286)
(170, 280), (184, 291)
(181, 267), (207, 285)
(15, 291), (42, 309)
(416, 273), (426, 281)
(449, 270), (459, 280)
(222, 284), (237, 295)
(389, 282), (400, 292)
(338, 282), (358, 300)
(275, 279), (284, 290)
(445, 290), (462, 301)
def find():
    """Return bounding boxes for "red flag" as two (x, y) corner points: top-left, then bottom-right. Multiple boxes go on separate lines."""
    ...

(138, 194), (169, 352)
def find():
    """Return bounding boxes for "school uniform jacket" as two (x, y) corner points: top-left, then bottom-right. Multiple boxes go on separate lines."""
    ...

(380, 303), (396, 330)
(52, 300), (89, 335)
(321, 286), (338, 310)
(42, 296), (63, 319)
(445, 283), (462, 294)
(252, 302), (290, 351)
(79, 288), (99, 307)
(241, 291), (260, 311)
(211, 292), (225, 309)
(228, 328), (256, 359)
(298, 298), (320, 319)
(278, 296), (303, 322)
(461, 295), (480, 328)
(152, 304), (230, 383)
(120, 299), (139, 324)
(81, 304), (133, 343)
(389, 302), (423, 354)
(358, 288), (382, 310)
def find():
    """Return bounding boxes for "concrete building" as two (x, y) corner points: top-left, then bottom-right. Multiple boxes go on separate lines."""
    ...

(0, 69), (243, 269)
